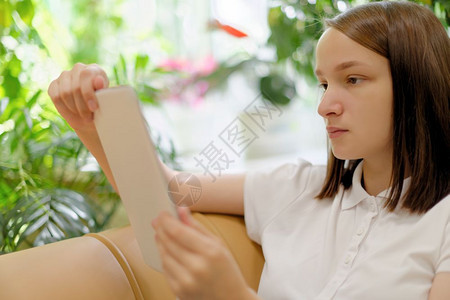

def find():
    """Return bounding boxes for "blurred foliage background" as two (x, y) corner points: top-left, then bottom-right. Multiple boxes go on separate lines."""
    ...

(0, 0), (124, 253)
(0, 0), (448, 253)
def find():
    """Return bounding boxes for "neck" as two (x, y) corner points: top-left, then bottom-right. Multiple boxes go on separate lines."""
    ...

(361, 159), (393, 196)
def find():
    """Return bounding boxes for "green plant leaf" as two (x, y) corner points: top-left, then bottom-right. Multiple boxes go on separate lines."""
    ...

(135, 54), (150, 73)
(20, 212), (49, 243)
(16, 0), (35, 26)
(259, 73), (296, 105)
(3, 189), (99, 251)
(2, 70), (21, 100)
(0, 0), (125, 254)
(0, 1), (13, 28)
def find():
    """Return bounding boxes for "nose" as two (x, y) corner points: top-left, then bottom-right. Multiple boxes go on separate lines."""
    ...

(317, 86), (343, 118)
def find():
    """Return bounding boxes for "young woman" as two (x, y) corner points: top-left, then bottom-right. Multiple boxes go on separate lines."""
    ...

(48, 1), (449, 299)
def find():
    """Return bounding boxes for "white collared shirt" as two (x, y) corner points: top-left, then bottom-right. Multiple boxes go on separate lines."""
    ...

(244, 159), (450, 300)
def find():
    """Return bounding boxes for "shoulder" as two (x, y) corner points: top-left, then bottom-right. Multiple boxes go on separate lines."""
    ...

(244, 158), (327, 244)
(246, 157), (327, 183)
(423, 194), (450, 275)
(245, 158), (326, 196)
(437, 194), (450, 207)
(429, 194), (450, 219)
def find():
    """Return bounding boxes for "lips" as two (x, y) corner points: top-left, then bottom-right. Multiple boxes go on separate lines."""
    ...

(326, 126), (349, 139)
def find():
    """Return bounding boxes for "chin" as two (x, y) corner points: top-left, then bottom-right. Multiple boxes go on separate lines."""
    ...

(331, 148), (361, 161)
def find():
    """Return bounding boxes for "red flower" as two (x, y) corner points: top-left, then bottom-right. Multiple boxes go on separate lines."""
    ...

(209, 19), (248, 38)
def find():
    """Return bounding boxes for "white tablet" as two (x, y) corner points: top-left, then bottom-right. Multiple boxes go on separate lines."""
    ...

(94, 85), (177, 273)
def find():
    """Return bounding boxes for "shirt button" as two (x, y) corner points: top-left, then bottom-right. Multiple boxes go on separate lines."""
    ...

(357, 227), (364, 236)
(370, 203), (376, 212)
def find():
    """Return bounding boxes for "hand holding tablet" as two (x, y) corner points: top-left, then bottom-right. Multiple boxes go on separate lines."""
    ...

(94, 86), (177, 273)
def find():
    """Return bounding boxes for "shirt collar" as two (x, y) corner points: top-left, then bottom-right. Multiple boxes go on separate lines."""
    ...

(341, 161), (367, 210)
(340, 161), (412, 211)
(376, 176), (411, 213)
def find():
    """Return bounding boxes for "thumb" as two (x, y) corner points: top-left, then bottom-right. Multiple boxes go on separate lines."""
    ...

(177, 207), (193, 226)
(177, 207), (213, 237)
(93, 75), (108, 90)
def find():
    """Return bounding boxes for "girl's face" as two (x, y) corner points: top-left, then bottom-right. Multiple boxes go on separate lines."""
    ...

(315, 28), (394, 163)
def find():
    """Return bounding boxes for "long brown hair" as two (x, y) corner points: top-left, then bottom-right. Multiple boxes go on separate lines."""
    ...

(316, 1), (450, 213)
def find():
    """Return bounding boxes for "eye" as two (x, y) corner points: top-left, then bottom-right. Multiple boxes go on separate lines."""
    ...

(347, 77), (363, 85)
(318, 83), (328, 91)
(317, 83), (327, 101)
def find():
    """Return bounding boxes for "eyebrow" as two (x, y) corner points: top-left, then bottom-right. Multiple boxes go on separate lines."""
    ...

(315, 60), (369, 77)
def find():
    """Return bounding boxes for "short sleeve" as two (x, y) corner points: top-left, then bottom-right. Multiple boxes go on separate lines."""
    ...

(436, 202), (450, 274)
(243, 158), (325, 244)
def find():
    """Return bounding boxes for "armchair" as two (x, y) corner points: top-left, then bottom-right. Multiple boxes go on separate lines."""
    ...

(0, 213), (264, 300)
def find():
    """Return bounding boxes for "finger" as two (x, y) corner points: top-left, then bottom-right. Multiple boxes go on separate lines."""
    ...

(48, 80), (60, 105)
(177, 207), (215, 238)
(155, 232), (193, 292)
(157, 212), (219, 254)
(51, 97), (78, 124)
(155, 221), (207, 296)
(79, 75), (98, 112)
(156, 224), (215, 299)
(71, 66), (92, 120)
(93, 74), (107, 90)
(92, 63), (109, 89)
(48, 80), (67, 114)
(154, 217), (200, 265)
(79, 68), (107, 112)
(58, 71), (78, 114)
(177, 207), (192, 225)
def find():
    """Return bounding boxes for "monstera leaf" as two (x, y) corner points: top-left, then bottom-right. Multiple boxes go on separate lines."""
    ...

(2, 189), (99, 251)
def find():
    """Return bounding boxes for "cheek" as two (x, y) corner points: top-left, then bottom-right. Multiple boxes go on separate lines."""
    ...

(378, 91), (394, 139)
(364, 80), (393, 125)
(347, 87), (393, 141)
(378, 116), (394, 144)
(364, 93), (394, 145)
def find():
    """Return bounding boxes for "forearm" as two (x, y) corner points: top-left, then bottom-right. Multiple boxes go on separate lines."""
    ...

(75, 128), (119, 193)
(158, 157), (246, 215)
(76, 129), (246, 215)
(187, 171), (246, 215)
